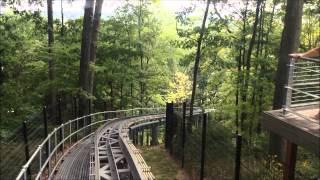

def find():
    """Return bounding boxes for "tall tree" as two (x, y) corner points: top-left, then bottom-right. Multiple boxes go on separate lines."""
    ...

(188, 0), (210, 132)
(138, 0), (144, 108)
(60, 0), (64, 37)
(79, 0), (95, 116)
(88, 0), (104, 94)
(270, 0), (304, 165)
(236, 0), (249, 132)
(240, 0), (262, 131)
(47, 0), (56, 117)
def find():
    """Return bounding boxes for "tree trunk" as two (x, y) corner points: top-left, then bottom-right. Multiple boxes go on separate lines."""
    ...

(257, 0), (276, 134)
(60, 0), (64, 37)
(270, 0), (303, 161)
(88, 0), (104, 95)
(79, 0), (95, 117)
(240, 0), (262, 132)
(151, 125), (159, 145)
(137, 0), (144, 108)
(188, 0), (210, 132)
(238, 0), (248, 130)
(235, 54), (242, 132)
(47, 0), (56, 118)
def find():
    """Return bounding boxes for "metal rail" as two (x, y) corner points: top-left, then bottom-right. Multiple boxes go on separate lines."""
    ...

(93, 115), (164, 180)
(16, 108), (165, 180)
(119, 115), (165, 180)
(283, 56), (320, 115)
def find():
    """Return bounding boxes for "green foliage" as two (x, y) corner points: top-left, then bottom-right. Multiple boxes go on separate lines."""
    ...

(166, 71), (191, 103)
(1, 1), (319, 178)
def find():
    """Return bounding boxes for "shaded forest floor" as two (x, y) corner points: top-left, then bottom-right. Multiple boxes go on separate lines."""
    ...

(140, 145), (190, 180)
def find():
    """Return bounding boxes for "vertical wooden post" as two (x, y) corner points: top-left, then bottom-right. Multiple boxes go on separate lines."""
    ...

(234, 134), (242, 180)
(181, 102), (186, 168)
(284, 140), (297, 180)
(200, 113), (207, 180)
(22, 121), (31, 177)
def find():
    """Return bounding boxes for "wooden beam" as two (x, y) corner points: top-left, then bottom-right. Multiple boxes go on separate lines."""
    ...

(283, 140), (297, 180)
(262, 109), (320, 155)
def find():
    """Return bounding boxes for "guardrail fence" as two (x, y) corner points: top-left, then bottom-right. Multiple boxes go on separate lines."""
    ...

(13, 103), (164, 180)
(165, 102), (290, 180)
(283, 56), (320, 115)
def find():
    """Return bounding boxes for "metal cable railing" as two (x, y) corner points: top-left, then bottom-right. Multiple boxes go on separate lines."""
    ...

(15, 107), (165, 180)
(283, 56), (320, 116)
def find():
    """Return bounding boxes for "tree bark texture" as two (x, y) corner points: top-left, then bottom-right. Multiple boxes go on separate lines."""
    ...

(270, 0), (303, 162)
(188, 0), (210, 132)
(240, 0), (262, 131)
(273, 0), (303, 109)
(89, 0), (104, 95)
(79, 0), (95, 117)
(47, 0), (56, 117)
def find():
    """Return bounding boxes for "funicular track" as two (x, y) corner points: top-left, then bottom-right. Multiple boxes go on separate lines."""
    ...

(15, 108), (165, 180)
(91, 115), (164, 180)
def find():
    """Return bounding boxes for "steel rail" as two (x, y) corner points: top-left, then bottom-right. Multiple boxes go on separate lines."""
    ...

(118, 115), (165, 180)
(94, 114), (164, 180)
(16, 107), (165, 180)
(130, 119), (164, 130)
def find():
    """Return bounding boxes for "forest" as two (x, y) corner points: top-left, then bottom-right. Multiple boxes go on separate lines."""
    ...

(0, 0), (319, 179)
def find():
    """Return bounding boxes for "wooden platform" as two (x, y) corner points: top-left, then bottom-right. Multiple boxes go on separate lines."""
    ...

(262, 105), (320, 155)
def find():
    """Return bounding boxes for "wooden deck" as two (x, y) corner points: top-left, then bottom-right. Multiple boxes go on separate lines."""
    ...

(262, 105), (320, 155)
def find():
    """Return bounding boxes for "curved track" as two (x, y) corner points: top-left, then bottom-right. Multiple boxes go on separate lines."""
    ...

(54, 114), (164, 180)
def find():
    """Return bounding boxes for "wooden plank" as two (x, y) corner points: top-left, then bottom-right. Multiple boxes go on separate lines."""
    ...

(262, 108), (320, 155)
